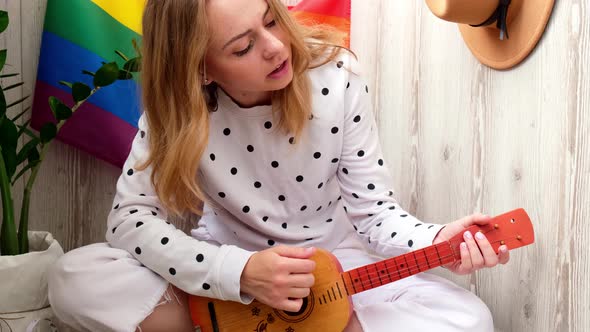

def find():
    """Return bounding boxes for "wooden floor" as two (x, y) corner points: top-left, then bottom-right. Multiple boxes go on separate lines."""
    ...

(1, 0), (589, 331)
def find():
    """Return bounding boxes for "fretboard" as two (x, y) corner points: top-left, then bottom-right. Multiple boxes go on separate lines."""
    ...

(341, 242), (456, 295)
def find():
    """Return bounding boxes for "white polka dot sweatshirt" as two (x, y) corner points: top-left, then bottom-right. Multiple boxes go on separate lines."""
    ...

(106, 53), (444, 304)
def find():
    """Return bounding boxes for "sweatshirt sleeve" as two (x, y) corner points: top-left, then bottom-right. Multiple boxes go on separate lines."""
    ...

(105, 114), (255, 303)
(337, 60), (444, 257)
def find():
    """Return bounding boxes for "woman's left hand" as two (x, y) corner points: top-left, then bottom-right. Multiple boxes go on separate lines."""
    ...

(433, 213), (510, 275)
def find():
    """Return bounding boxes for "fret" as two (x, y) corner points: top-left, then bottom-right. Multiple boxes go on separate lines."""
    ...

(340, 275), (350, 296)
(338, 278), (347, 297)
(363, 265), (374, 289)
(434, 243), (444, 266)
(402, 254), (412, 276)
(394, 256), (408, 278)
(416, 248), (429, 270)
(347, 271), (357, 294)
(383, 259), (395, 283)
(411, 251), (421, 273)
(423, 247), (432, 269)
(374, 262), (385, 286)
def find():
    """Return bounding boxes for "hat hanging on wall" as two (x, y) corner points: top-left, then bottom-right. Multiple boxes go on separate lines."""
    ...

(425, 0), (555, 70)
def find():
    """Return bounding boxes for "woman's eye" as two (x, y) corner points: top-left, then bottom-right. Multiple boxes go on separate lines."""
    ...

(265, 20), (276, 28)
(235, 40), (254, 57)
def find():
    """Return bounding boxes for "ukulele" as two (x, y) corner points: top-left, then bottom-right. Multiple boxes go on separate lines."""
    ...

(189, 208), (534, 332)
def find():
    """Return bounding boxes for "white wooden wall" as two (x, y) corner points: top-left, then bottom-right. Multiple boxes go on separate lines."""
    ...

(1, 0), (589, 331)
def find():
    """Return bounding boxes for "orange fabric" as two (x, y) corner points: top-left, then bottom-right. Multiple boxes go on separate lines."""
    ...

(290, 0), (351, 48)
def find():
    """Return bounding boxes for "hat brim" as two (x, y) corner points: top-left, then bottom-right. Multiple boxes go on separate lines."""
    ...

(458, 0), (555, 70)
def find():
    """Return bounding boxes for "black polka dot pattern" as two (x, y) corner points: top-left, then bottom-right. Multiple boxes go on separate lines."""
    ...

(156, 69), (423, 278)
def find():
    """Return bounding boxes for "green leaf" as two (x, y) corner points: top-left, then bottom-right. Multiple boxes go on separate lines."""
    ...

(0, 116), (17, 149)
(115, 50), (129, 61)
(72, 82), (91, 102)
(17, 123), (38, 141)
(39, 123), (57, 143)
(48, 96), (72, 121)
(82, 70), (95, 77)
(118, 70), (133, 80)
(93, 62), (119, 87)
(59, 81), (73, 88)
(16, 119), (32, 139)
(123, 57), (141, 72)
(27, 147), (40, 163)
(0, 88), (5, 118)
(11, 159), (39, 185)
(1, 142), (17, 180)
(16, 138), (39, 165)
(0, 49), (7, 73)
(0, 11), (8, 34)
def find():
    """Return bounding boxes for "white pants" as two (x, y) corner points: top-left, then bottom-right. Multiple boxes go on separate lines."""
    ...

(48, 234), (493, 332)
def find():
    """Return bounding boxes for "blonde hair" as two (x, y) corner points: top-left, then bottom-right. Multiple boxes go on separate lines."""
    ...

(140, 0), (350, 217)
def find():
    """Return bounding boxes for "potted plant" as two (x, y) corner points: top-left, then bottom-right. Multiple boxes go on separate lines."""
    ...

(0, 10), (140, 331)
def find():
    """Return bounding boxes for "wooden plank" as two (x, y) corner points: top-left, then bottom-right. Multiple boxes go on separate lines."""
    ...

(6, 0), (590, 332)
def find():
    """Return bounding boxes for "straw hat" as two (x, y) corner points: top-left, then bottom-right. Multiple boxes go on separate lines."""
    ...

(425, 0), (555, 69)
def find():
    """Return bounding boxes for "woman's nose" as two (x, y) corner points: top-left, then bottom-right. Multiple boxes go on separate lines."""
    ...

(262, 32), (283, 60)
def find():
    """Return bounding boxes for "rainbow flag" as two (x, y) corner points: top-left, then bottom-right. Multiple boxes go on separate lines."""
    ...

(32, 0), (351, 168)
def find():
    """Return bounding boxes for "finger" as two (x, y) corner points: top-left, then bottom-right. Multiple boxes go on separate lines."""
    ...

(459, 213), (492, 228)
(498, 245), (510, 264)
(287, 273), (315, 288)
(457, 242), (472, 273)
(474, 231), (499, 267)
(274, 246), (316, 259)
(278, 298), (303, 312)
(285, 257), (316, 274)
(287, 287), (311, 299)
(464, 231), (484, 269)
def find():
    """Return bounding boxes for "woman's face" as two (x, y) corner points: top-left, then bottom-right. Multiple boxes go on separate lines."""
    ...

(205, 0), (293, 108)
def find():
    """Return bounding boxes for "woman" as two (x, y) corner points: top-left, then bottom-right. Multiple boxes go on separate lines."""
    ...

(48, 0), (509, 331)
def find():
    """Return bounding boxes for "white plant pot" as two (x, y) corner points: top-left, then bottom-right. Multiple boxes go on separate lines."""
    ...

(0, 231), (64, 332)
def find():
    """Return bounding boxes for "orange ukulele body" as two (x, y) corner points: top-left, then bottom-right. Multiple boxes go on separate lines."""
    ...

(189, 208), (535, 332)
(189, 248), (353, 332)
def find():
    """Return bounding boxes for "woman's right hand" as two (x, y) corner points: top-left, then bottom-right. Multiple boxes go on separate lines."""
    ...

(240, 246), (317, 312)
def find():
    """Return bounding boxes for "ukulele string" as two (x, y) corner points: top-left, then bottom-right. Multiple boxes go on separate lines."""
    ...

(345, 237), (513, 286)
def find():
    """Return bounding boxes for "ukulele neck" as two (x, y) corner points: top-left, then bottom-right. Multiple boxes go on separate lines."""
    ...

(341, 242), (456, 296)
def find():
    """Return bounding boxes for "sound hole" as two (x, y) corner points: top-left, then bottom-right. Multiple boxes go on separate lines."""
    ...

(284, 297), (308, 316)
(274, 291), (315, 323)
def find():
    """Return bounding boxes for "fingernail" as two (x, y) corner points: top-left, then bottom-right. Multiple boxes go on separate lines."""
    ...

(460, 242), (467, 250)
(475, 232), (485, 240)
(500, 245), (508, 253)
(464, 231), (472, 239)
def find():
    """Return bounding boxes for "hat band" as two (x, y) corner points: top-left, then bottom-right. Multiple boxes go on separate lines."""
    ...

(470, 0), (511, 40)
